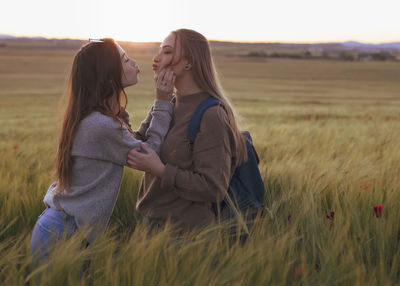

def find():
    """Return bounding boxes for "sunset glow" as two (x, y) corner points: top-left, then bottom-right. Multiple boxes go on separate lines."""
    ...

(2, 0), (400, 43)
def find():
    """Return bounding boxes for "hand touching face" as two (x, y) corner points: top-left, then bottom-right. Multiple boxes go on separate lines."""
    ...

(152, 33), (188, 78)
(154, 68), (176, 100)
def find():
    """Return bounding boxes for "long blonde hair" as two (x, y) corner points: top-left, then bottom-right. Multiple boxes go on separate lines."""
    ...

(172, 29), (247, 165)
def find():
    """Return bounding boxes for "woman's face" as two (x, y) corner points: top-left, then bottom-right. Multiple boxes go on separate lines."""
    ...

(152, 34), (185, 75)
(117, 44), (140, 87)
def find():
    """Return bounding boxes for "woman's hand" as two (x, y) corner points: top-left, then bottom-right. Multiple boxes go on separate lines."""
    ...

(127, 144), (165, 178)
(154, 68), (176, 101)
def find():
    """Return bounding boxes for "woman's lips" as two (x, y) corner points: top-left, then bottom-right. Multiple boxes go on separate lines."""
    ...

(152, 64), (158, 71)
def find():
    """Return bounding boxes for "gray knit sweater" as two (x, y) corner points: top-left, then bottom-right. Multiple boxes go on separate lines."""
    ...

(44, 100), (173, 242)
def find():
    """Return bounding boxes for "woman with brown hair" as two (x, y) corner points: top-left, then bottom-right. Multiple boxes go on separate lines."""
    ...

(128, 29), (248, 233)
(30, 38), (175, 262)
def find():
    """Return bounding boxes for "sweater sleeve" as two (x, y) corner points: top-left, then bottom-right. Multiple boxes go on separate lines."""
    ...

(71, 100), (172, 166)
(160, 106), (233, 203)
(135, 95), (175, 141)
(133, 105), (154, 141)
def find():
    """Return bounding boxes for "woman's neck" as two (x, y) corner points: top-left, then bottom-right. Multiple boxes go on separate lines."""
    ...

(110, 93), (121, 115)
(176, 86), (203, 97)
(175, 73), (202, 97)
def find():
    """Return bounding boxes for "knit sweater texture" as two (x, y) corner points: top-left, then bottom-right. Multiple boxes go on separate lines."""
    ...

(44, 100), (173, 242)
(136, 92), (237, 232)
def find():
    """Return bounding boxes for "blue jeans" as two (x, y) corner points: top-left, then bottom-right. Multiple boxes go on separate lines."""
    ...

(30, 207), (78, 263)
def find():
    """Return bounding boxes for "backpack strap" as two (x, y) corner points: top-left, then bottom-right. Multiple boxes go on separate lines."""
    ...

(187, 97), (220, 144)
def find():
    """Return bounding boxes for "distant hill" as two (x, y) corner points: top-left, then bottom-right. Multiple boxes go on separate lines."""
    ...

(0, 34), (399, 50)
(1, 35), (399, 61)
(209, 40), (400, 52)
(0, 34), (49, 40)
(0, 34), (16, 39)
(342, 41), (400, 51)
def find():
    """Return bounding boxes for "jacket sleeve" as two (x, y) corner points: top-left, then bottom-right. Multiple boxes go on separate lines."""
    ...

(160, 106), (233, 203)
(71, 100), (172, 166)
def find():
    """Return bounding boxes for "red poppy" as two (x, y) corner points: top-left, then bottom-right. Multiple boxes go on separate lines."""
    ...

(373, 205), (383, 218)
(13, 144), (19, 150)
(326, 210), (335, 221)
(288, 214), (292, 222)
(306, 114), (312, 119)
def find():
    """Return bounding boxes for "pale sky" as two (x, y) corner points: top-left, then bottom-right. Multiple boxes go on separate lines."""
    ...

(1, 0), (399, 43)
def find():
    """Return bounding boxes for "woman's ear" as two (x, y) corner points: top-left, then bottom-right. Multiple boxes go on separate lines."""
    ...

(184, 62), (192, 70)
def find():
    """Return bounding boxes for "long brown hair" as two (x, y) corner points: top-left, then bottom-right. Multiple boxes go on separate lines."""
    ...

(172, 29), (248, 164)
(56, 38), (128, 192)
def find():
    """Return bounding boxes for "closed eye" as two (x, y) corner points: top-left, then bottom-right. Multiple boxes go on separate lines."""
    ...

(121, 53), (130, 63)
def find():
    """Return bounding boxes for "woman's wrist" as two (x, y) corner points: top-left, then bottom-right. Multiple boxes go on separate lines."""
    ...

(154, 163), (166, 178)
(155, 88), (172, 101)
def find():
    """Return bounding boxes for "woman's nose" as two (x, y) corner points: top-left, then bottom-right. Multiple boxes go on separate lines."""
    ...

(153, 54), (159, 62)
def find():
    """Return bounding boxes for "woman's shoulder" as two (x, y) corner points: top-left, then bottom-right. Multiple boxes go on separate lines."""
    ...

(82, 111), (113, 124)
(78, 111), (122, 137)
(196, 103), (233, 146)
(201, 104), (229, 128)
(81, 111), (118, 127)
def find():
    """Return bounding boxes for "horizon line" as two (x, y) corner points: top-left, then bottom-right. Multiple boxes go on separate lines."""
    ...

(1, 33), (400, 45)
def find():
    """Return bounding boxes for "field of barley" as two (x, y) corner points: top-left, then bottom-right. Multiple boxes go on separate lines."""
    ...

(1, 40), (400, 285)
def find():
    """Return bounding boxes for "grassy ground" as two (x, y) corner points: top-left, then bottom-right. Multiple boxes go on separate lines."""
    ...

(1, 41), (400, 285)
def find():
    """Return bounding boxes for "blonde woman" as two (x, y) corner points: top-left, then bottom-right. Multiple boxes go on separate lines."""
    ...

(128, 29), (247, 233)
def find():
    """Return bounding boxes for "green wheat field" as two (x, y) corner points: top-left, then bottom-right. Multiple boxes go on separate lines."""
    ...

(1, 40), (400, 285)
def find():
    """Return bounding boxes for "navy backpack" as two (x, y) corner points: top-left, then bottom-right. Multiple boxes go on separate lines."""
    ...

(187, 97), (266, 220)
